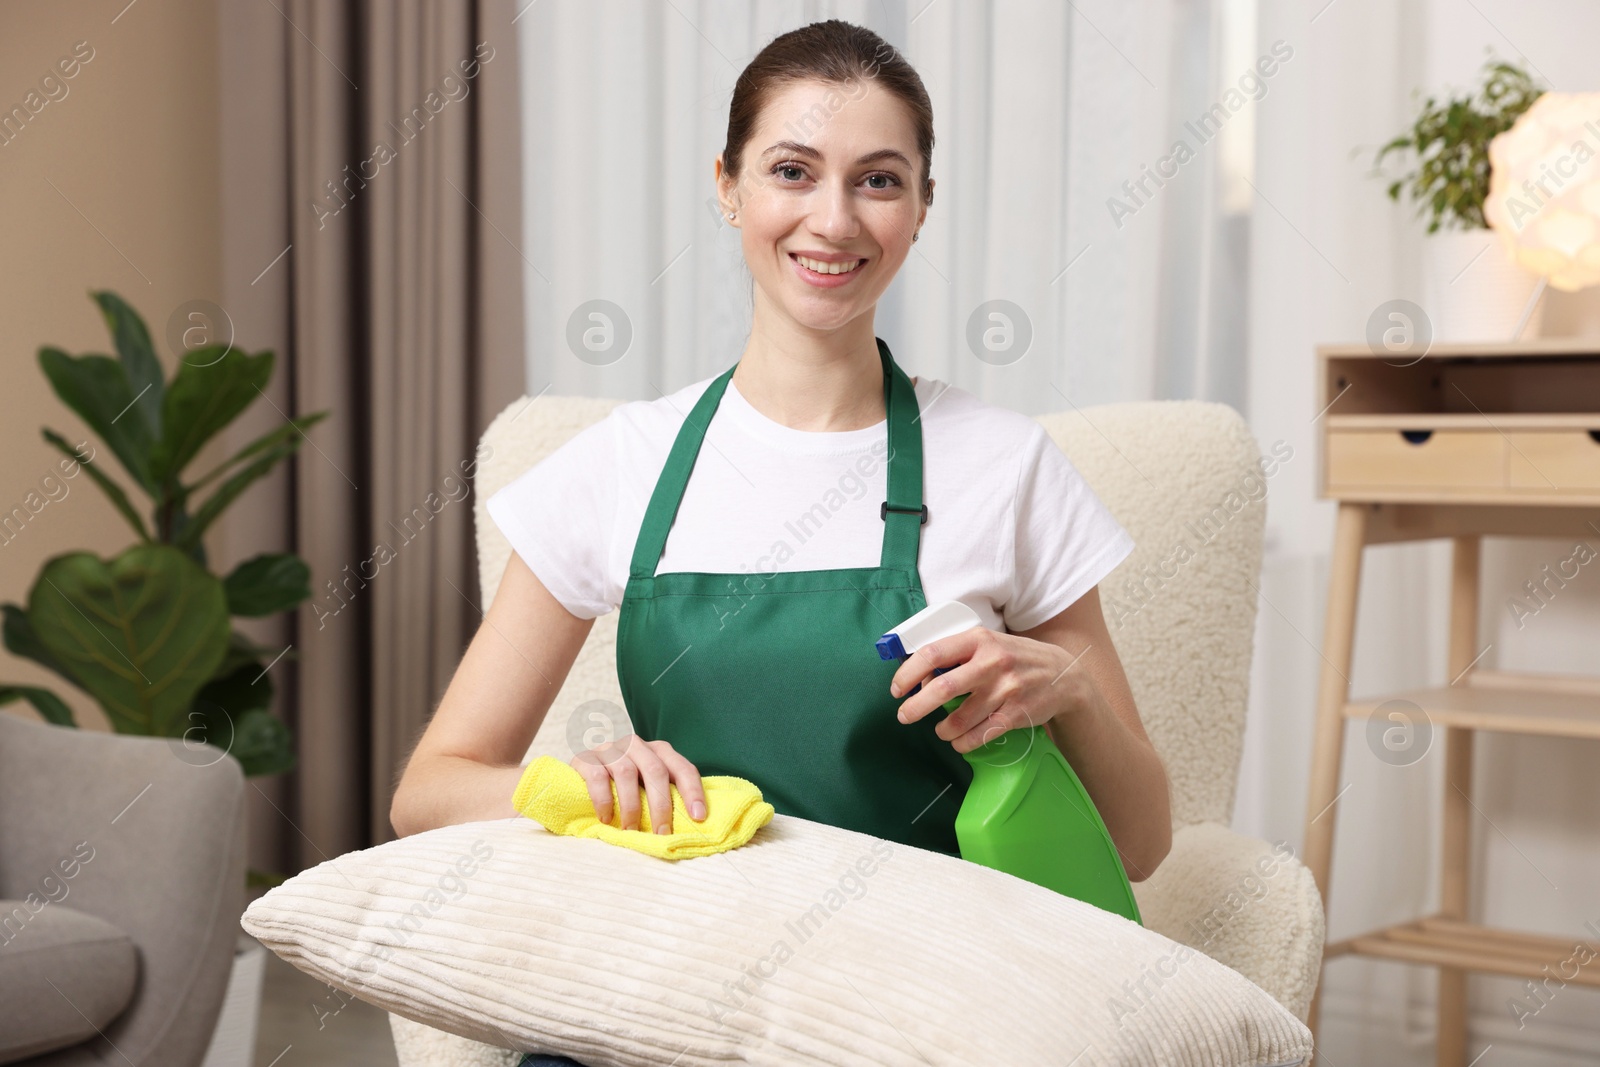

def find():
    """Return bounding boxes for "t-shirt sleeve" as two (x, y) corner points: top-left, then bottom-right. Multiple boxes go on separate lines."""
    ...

(999, 421), (1135, 632)
(485, 414), (618, 619)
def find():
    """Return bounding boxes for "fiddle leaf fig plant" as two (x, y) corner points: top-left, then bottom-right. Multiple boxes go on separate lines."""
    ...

(2, 291), (329, 811)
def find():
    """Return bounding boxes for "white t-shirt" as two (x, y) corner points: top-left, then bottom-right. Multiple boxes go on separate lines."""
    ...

(486, 372), (1134, 633)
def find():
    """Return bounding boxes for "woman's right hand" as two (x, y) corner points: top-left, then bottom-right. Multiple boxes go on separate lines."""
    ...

(570, 736), (708, 835)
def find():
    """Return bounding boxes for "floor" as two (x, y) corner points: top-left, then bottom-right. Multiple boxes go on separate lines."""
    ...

(253, 946), (399, 1067)
(1315, 995), (1600, 1066)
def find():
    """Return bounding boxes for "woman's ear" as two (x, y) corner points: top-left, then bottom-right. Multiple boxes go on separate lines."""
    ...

(713, 155), (739, 220)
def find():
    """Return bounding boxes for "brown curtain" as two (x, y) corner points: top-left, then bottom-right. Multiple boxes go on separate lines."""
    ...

(219, 0), (526, 878)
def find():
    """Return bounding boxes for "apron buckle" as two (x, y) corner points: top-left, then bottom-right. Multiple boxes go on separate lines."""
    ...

(880, 501), (928, 524)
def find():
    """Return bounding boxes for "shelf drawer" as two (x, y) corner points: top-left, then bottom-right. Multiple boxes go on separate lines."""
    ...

(1507, 430), (1600, 490)
(1326, 429), (1505, 490)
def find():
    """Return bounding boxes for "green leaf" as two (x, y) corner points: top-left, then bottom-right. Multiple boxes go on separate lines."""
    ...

(185, 692), (296, 777)
(40, 428), (151, 541)
(91, 291), (164, 440)
(28, 545), (230, 737)
(2, 603), (81, 690)
(38, 348), (156, 494)
(196, 656), (275, 717)
(248, 867), (289, 888)
(177, 433), (311, 554)
(230, 707), (296, 776)
(0, 685), (75, 726)
(186, 411), (329, 492)
(223, 553), (311, 617)
(148, 348), (275, 486)
(191, 630), (298, 780)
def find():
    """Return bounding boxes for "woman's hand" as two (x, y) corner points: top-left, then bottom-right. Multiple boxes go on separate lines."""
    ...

(898, 592), (1173, 881)
(889, 625), (1087, 752)
(569, 736), (708, 834)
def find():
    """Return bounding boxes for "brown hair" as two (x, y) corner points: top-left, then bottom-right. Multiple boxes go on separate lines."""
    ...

(722, 20), (935, 207)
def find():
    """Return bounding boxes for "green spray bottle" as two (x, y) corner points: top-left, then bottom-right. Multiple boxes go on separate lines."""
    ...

(877, 600), (1143, 924)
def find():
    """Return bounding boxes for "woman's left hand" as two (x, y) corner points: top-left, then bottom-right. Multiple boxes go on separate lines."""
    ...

(889, 625), (1087, 752)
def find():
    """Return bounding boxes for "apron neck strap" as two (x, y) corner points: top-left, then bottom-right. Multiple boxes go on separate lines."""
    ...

(628, 336), (925, 579)
(878, 336), (926, 572)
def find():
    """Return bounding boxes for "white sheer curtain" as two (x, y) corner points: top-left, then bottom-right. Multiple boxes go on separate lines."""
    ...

(515, 0), (1252, 416)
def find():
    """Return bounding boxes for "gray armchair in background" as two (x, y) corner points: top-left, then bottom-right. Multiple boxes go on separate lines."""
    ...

(0, 712), (246, 1066)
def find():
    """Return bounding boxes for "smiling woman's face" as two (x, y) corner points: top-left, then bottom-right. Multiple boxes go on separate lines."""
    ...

(718, 77), (929, 333)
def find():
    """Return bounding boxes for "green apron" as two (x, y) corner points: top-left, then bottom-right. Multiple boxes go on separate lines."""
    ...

(615, 337), (971, 856)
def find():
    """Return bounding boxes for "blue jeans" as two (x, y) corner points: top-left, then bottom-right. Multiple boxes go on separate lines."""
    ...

(517, 1056), (586, 1066)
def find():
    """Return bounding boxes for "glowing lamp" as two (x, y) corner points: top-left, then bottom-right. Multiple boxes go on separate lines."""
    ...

(1484, 91), (1600, 293)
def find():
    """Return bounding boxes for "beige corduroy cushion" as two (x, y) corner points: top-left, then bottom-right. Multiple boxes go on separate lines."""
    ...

(243, 812), (1312, 1066)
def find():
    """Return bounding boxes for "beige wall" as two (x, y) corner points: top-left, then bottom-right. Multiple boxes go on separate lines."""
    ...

(0, 1), (222, 729)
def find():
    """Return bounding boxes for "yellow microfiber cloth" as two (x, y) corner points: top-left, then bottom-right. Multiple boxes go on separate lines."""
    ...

(511, 755), (774, 860)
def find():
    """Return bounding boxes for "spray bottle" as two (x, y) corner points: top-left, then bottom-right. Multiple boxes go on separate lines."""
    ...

(876, 600), (1142, 924)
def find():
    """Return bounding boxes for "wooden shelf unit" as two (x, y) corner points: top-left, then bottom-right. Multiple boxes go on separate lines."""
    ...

(1304, 341), (1600, 1066)
(1343, 673), (1600, 740)
(1325, 916), (1600, 990)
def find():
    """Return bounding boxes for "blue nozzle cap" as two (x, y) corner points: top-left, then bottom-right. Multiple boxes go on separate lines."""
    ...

(875, 633), (907, 661)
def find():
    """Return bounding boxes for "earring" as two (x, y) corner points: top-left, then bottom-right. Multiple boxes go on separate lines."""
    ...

(912, 231), (920, 242)
(727, 212), (736, 220)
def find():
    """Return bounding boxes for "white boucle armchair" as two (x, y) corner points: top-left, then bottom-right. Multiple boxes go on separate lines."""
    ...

(388, 392), (1326, 1067)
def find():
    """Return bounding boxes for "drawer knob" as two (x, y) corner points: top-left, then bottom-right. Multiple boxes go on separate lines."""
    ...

(1401, 430), (1433, 445)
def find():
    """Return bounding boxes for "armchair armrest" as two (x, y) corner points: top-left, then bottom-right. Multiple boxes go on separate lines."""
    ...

(0, 713), (247, 1065)
(1131, 820), (1325, 1022)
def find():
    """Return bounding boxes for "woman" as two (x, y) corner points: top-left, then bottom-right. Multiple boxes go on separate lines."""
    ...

(390, 19), (1171, 1067)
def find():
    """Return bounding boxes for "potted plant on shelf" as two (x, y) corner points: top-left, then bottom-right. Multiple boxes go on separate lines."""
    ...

(0, 290), (328, 1067)
(1371, 56), (1546, 340)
